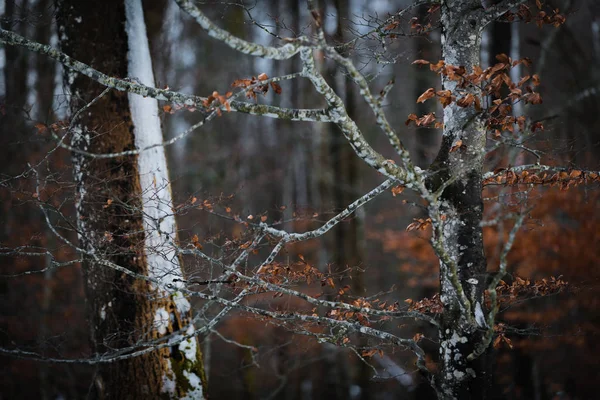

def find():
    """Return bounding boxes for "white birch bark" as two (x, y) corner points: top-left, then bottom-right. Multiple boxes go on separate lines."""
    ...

(125, 0), (205, 398)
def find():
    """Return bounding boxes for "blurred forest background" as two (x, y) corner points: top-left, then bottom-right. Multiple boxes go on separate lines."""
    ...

(1, 0), (599, 399)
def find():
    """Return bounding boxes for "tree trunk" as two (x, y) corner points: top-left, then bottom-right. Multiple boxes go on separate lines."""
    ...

(56, 0), (206, 398)
(429, 0), (491, 398)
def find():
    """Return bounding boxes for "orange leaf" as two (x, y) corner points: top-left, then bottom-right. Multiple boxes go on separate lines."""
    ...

(405, 113), (418, 126)
(495, 53), (510, 64)
(417, 88), (435, 103)
(417, 113), (436, 126)
(191, 234), (203, 249)
(430, 60), (445, 72)
(569, 170), (582, 179)
(493, 335), (502, 349)
(384, 21), (399, 31)
(456, 93), (475, 108)
(232, 78), (252, 88)
(270, 81), (282, 94)
(517, 75), (530, 87)
(391, 185), (405, 197)
(450, 139), (463, 152)
(474, 96), (482, 112)
(362, 349), (378, 357)
(436, 90), (453, 108)
(34, 122), (48, 134)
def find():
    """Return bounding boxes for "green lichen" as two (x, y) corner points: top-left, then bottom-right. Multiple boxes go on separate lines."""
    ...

(170, 340), (208, 399)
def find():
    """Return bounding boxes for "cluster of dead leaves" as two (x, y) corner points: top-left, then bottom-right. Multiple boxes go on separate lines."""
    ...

(253, 255), (335, 296)
(361, 348), (386, 358)
(408, 4), (440, 34)
(484, 169), (600, 190)
(407, 55), (544, 135)
(34, 120), (69, 135)
(328, 307), (371, 327)
(327, 297), (393, 327)
(406, 217), (432, 232)
(381, 4), (440, 40)
(231, 72), (282, 101)
(405, 293), (443, 314)
(405, 111), (443, 129)
(494, 276), (568, 304)
(503, 2), (566, 28)
(391, 185), (405, 197)
(493, 323), (514, 349)
(163, 102), (206, 115)
(323, 297), (404, 330)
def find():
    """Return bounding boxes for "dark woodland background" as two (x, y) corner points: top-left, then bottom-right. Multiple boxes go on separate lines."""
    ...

(1, 0), (599, 399)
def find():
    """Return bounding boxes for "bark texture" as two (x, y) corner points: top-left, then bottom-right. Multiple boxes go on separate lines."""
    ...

(56, 1), (205, 398)
(428, 0), (491, 398)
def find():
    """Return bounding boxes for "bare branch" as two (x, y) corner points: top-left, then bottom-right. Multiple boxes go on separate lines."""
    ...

(174, 0), (307, 59)
(477, 0), (528, 26)
(468, 212), (527, 361)
(0, 28), (326, 122)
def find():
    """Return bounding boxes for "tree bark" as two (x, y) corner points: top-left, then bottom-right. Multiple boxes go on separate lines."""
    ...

(429, 0), (491, 398)
(56, 1), (206, 398)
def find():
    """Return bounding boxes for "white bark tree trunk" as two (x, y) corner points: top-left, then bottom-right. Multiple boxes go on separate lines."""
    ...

(58, 0), (207, 397)
(125, 1), (206, 398)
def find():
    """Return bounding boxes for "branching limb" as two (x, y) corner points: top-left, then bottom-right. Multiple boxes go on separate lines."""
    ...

(325, 47), (410, 159)
(299, 48), (422, 187)
(468, 211), (527, 361)
(173, 0), (307, 59)
(377, 78), (395, 105)
(260, 179), (396, 243)
(0, 28), (326, 122)
(483, 164), (600, 181)
(476, 0), (528, 26)
(334, 0), (440, 52)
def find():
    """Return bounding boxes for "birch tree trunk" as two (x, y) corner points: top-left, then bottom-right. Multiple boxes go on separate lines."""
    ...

(429, 0), (491, 398)
(57, 0), (206, 398)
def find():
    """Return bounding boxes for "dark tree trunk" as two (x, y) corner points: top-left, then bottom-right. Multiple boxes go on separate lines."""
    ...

(428, 0), (493, 398)
(56, 1), (206, 398)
